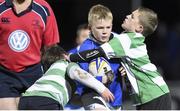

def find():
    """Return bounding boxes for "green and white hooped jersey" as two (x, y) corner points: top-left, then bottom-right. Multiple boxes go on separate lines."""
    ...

(23, 60), (76, 107)
(101, 32), (170, 105)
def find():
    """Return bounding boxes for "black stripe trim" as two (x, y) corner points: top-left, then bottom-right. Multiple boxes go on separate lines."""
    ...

(32, 2), (49, 25)
(0, 1), (10, 14)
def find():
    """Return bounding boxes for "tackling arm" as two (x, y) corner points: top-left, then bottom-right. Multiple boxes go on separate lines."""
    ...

(69, 48), (106, 62)
(67, 63), (114, 102)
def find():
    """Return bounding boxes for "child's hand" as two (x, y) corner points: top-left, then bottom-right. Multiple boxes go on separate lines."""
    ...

(101, 88), (114, 102)
(119, 66), (127, 76)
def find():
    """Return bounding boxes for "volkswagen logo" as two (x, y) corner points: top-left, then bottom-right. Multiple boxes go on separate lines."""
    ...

(8, 30), (30, 52)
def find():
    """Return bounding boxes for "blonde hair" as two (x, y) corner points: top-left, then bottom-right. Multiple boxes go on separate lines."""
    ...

(138, 7), (158, 36)
(88, 4), (113, 26)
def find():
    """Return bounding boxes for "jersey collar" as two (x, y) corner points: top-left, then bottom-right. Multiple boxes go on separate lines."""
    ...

(5, 0), (33, 17)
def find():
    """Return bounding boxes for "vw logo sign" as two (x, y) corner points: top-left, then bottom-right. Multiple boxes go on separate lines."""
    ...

(8, 30), (30, 52)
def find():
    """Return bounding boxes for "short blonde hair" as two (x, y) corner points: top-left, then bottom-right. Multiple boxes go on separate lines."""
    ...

(138, 7), (158, 36)
(88, 4), (113, 26)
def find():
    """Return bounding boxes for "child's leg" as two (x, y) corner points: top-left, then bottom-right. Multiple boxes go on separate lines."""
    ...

(136, 93), (171, 110)
(81, 91), (110, 110)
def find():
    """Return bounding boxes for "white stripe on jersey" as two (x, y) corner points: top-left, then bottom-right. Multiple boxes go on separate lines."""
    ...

(34, 75), (69, 102)
(117, 34), (131, 52)
(121, 62), (139, 94)
(48, 62), (68, 72)
(141, 63), (157, 72)
(34, 1), (48, 16)
(128, 45), (147, 58)
(0, 8), (11, 16)
(152, 76), (166, 86)
(27, 84), (64, 105)
(134, 33), (143, 38)
(101, 43), (115, 59)
(0, 1), (5, 5)
(115, 34), (147, 58)
(32, 10), (46, 31)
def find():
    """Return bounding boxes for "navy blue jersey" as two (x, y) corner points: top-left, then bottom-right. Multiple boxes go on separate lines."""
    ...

(78, 32), (122, 107)
(68, 46), (80, 54)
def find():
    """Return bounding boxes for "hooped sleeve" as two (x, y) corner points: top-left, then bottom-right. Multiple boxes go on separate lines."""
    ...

(66, 62), (106, 94)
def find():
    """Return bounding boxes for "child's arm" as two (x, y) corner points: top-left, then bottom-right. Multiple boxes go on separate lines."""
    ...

(67, 63), (114, 102)
(69, 48), (106, 62)
(67, 34), (130, 62)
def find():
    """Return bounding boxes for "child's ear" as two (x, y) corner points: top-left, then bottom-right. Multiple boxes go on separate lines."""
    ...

(136, 25), (143, 33)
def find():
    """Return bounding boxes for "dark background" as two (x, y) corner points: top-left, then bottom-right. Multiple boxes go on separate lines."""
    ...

(46, 0), (180, 109)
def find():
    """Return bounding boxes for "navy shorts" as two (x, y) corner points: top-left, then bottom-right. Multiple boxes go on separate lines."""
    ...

(0, 63), (43, 97)
(18, 96), (63, 110)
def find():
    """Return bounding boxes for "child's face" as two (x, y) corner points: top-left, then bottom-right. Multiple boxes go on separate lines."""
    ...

(76, 29), (90, 45)
(90, 19), (112, 43)
(121, 10), (143, 33)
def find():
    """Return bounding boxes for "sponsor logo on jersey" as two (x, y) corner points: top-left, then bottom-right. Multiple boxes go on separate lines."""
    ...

(8, 30), (30, 52)
(86, 50), (99, 59)
(1, 17), (10, 24)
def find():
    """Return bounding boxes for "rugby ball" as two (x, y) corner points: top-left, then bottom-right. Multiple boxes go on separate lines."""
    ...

(89, 57), (112, 77)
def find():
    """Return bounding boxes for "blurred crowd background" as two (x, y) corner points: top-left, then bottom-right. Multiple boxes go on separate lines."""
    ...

(47, 0), (180, 109)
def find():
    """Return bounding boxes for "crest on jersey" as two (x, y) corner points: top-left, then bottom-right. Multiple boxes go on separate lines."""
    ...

(8, 30), (30, 52)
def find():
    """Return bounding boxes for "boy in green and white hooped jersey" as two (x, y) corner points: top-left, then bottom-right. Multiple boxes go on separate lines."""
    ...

(69, 7), (171, 110)
(18, 46), (114, 110)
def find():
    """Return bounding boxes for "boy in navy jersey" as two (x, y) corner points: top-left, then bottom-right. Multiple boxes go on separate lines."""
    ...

(70, 4), (123, 110)
(68, 7), (171, 110)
